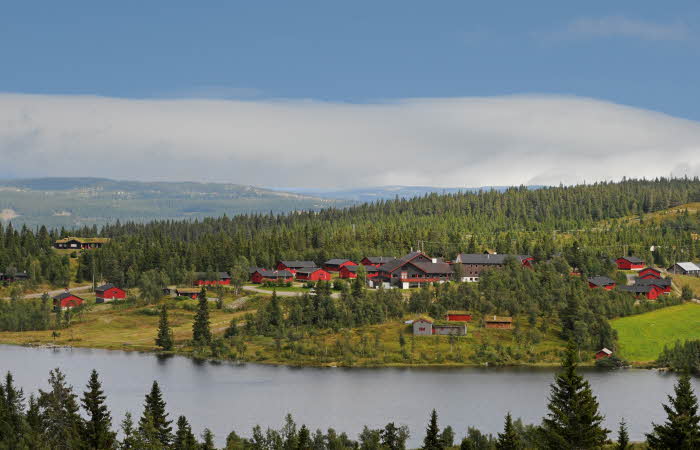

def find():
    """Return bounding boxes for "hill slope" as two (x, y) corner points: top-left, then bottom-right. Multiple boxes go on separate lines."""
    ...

(0, 177), (352, 227)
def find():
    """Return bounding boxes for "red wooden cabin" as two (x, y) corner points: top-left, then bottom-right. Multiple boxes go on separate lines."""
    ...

(618, 284), (662, 300)
(587, 276), (616, 290)
(634, 277), (672, 294)
(616, 256), (645, 270)
(323, 259), (357, 272)
(194, 272), (231, 286)
(295, 268), (331, 282)
(484, 316), (513, 329)
(53, 292), (84, 310)
(360, 256), (397, 268)
(445, 311), (472, 322)
(175, 288), (202, 299)
(95, 284), (126, 303)
(595, 348), (613, 360)
(338, 265), (379, 279)
(638, 267), (662, 279)
(276, 261), (316, 275)
(250, 269), (294, 284)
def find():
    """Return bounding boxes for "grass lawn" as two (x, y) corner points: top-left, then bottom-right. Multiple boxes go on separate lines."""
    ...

(248, 285), (313, 293)
(611, 302), (700, 362)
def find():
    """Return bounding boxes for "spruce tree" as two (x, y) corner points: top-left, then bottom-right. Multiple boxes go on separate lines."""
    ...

(120, 412), (138, 450)
(0, 372), (29, 447)
(173, 415), (198, 450)
(156, 304), (174, 351)
(80, 369), (116, 449)
(139, 381), (173, 446)
(496, 412), (521, 450)
(37, 368), (83, 449)
(200, 428), (216, 450)
(423, 409), (443, 450)
(192, 288), (211, 345)
(617, 418), (629, 450)
(541, 341), (608, 449)
(297, 424), (311, 450)
(646, 373), (700, 449)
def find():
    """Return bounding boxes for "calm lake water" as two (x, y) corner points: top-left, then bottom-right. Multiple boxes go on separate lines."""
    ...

(1, 345), (695, 446)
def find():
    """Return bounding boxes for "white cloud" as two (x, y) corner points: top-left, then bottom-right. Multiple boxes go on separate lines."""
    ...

(563, 16), (691, 41)
(0, 93), (699, 188)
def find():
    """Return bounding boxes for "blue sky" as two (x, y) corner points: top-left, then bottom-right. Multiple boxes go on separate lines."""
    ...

(3, 1), (699, 118)
(0, 2), (699, 187)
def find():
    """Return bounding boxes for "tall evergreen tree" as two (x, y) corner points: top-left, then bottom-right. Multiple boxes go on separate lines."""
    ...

(296, 424), (311, 450)
(200, 428), (216, 450)
(616, 418), (629, 450)
(541, 341), (609, 449)
(496, 412), (521, 450)
(156, 304), (174, 351)
(37, 368), (83, 449)
(139, 381), (173, 446)
(646, 373), (700, 449)
(192, 288), (211, 345)
(174, 415), (198, 450)
(80, 369), (116, 449)
(0, 372), (29, 447)
(423, 409), (443, 450)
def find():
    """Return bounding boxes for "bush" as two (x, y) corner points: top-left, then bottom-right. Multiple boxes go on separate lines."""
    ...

(595, 355), (627, 369)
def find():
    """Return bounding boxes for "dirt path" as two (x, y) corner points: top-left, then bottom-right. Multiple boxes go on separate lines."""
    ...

(2, 284), (94, 300)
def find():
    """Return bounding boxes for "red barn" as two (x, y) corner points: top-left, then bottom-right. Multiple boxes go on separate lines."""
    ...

(639, 267), (662, 279)
(194, 272), (231, 286)
(95, 284), (126, 303)
(276, 261), (316, 275)
(587, 276), (616, 290)
(445, 310), (472, 322)
(338, 265), (379, 279)
(616, 256), (645, 271)
(360, 256), (397, 268)
(250, 269), (294, 284)
(323, 259), (357, 272)
(595, 348), (613, 360)
(53, 292), (84, 310)
(295, 268), (331, 282)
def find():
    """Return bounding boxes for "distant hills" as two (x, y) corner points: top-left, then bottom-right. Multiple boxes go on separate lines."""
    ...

(0, 178), (352, 228)
(279, 185), (544, 202)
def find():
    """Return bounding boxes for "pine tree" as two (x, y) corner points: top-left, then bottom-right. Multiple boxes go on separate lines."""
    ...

(156, 304), (174, 351)
(541, 341), (609, 449)
(423, 409), (443, 450)
(617, 418), (629, 450)
(646, 373), (700, 449)
(0, 372), (29, 446)
(496, 412), (521, 450)
(37, 368), (83, 449)
(297, 424), (311, 450)
(173, 415), (198, 450)
(140, 381), (173, 446)
(80, 369), (116, 449)
(200, 428), (216, 450)
(192, 288), (211, 345)
(120, 412), (138, 449)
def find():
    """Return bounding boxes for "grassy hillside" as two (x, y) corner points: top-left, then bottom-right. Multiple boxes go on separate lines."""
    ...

(0, 177), (352, 227)
(611, 302), (700, 362)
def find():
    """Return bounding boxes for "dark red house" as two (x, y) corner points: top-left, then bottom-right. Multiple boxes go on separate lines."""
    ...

(587, 276), (616, 290)
(638, 267), (662, 279)
(295, 268), (331, 282)
(338, 265), (379, 279)
(445, 310), (472, 322)
(484, 316), (513, 329)
(95, 284), (126, 303)
(276, 261), (317, 275)
(634, 277), (672, 294)
(618, 284), (662, 300)
(250, 269), (294, 284)
(194, 272), (231, 286)
(53, 292), (84, 310)
(615, 256), (645, 271)
(323, 259), (357, 272)
(595, 348), (613, 360)
(360, 256), (397, 268)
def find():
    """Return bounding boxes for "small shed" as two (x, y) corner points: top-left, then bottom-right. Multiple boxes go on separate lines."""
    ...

(595, 348), (613, 360)
(668, 262), (700, 277)
(445, 310), (472, 322)
(433, 323), (468, 336)
(412, 318), (433, 336)
(484, 315), (513, 329)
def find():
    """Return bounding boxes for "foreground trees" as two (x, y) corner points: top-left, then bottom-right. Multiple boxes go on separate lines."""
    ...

(646, 373), (700, 449)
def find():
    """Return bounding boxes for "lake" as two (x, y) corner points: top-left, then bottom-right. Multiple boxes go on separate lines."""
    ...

(0, 345), (693, 446)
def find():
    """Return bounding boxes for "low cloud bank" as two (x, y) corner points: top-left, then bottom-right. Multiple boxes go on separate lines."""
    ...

(0, 93), (698, 188)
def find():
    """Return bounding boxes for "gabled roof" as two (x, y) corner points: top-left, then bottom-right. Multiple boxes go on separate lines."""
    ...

(54, 292), (83, 301)
(295, 267), (326, 275)
(249, 266), (262, 273)
(378, 251), (431, 273)
(343, 265), (378, 273)
(363, 256), (396, 264)
(278, 260), (317, 269)
(634, 278), (672, 287)
(673, 262), (700, 271)
(96, 283), (121, 292)
(618, 256), (644, 264)
(414, 317), (433, 324)
(598, 348), (613, 355)
(640, 267), (661, 273)
(411, 261), (453, 275)
(618, 285), (654, 294)
(324, 259), (353, 266)
(587, 276), (616, 287)
(455, 254), (532, 265)
(255, 269), (293, 278)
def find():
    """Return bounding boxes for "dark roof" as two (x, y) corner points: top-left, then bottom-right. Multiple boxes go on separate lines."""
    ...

(618, 285), (654, 294)
(411, 261), (454, 275)
(379, 251), (430, 273)
(324, 259), (352, 266)
(54, 292), (83, 300)
(363, 256), (396, 264)
(255, 269), (293, 278)
(344, 265), (378, 273)
(456, 253), (532, 265)
(640, 267), (661, 273)
(194, 272), (230, 280)
(634, 278), (672, 287)
(587, 276), (616, 287)
(295, 267), (326, 275)
(95, 283), (121, 292)
(618, 256), (644, 264)
(249, 266), (262, 273)
(278, 260), (317, 269)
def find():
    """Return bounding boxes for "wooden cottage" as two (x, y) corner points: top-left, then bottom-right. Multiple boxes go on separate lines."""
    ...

(595, 348), (613, 360)
(250, 269), (294, 284)
(615, 256), (645, 271)
(194, 272), (231, 286)
(360, 256), (397, 268)
(338, 264), (379, 279)
(484, 316), (513, 329)
(587, 276), (616, 290)
(175, 288), (202, 299)
(295, 268), (331, 282)
(276, 261), (317, 275)
(638, 267), (662, 280)
(95, 284), (126, 303)
(668, 262), (700, 276)
(445, 310), (472, 322)
(323, 259), (357, 272)
(53, 292), (84, 310)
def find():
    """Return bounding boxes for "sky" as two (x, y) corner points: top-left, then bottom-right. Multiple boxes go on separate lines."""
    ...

(1, 1), (699, 188)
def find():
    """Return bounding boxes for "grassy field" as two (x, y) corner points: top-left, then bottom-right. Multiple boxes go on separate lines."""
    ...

(674, 275), (700, 297)
(611, 302), (700, 362)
